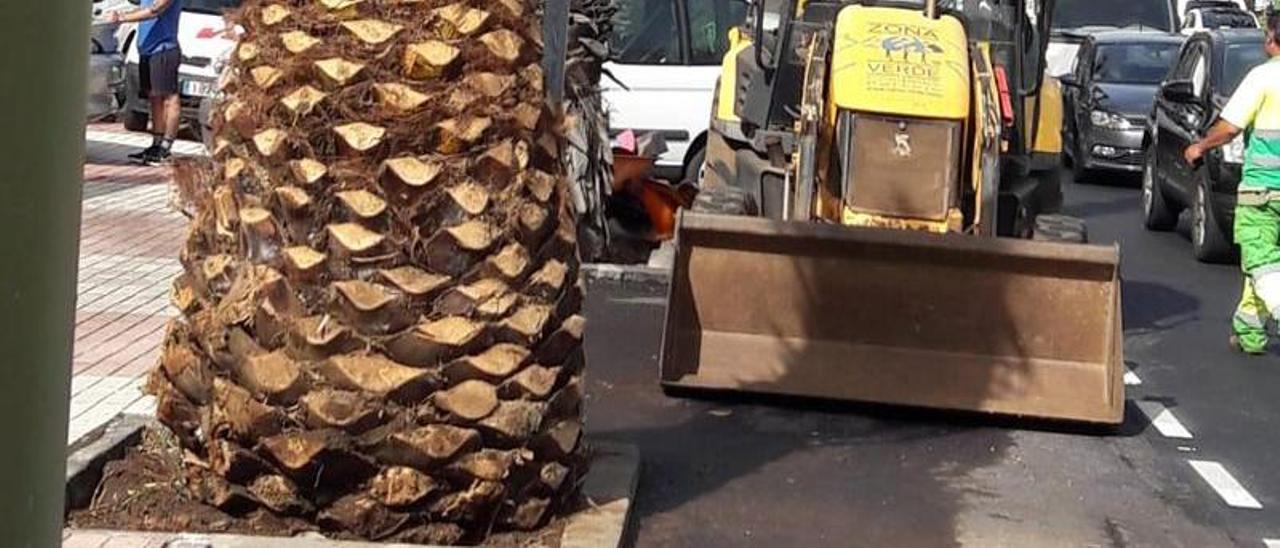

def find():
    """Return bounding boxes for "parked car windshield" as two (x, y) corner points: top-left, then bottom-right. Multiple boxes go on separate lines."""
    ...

(687, 0), (748, 64)
(611, 0), (683, 64)
(185, 0), (239, 15)
(611, 0), (747, 66)
(1222, 43), (1269, 95)
(1093, 42), (1180, 85)
(1053, 0), (1174, 32)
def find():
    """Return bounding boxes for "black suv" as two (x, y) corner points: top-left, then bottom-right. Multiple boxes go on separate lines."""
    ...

(1062, 31), (1184, 181)
(1142, 29), (1269, 262)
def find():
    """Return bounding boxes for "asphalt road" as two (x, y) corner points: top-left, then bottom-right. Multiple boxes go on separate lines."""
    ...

(580, 168), (1280, 547)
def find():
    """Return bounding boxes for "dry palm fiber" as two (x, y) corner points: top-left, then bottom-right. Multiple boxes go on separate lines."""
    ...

(152, 0), (588, 543)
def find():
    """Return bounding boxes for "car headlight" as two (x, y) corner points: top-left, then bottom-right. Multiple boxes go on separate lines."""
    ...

(1090, 110), (1134, 130)
(1224, 133), (1246, 164)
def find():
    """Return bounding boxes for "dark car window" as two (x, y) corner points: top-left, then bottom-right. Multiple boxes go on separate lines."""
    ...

(1052, 0), (1174, 32)
(1170, 41), (1204, 81)
(613, 0), (683, 65)
(185, 0), (239, 15)
(1201, 10), (1256, 29)
(1222, 42), (1270, 95)
(1092, 43), (1180, 85)
(688, 0), (748, 65)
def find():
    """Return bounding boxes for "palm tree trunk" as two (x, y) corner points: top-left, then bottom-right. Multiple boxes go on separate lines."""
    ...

(152, 0), (587, 542)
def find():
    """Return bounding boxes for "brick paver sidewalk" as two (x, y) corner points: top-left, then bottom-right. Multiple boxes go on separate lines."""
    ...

(66, 124), (195, 445)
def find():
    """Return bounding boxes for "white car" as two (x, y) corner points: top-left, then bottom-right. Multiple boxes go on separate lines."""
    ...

(120, 0), (238, 139)
(87, 0), (130, 120)
(602, 0), (747, 182)
(1179, 0), (1257, 34)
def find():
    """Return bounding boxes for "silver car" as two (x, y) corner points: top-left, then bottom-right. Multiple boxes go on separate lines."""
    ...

(87, 0), (127, 120)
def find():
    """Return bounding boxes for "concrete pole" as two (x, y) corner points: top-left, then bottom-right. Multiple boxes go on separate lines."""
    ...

(0, 0), (89, 545)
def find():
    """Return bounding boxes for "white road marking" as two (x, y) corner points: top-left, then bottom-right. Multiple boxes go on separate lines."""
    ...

(1263, 539), (1280, 548)
(1135, 401), (1193, 439)
(1124, 369), (1142, 386)
(1188, 460), (1263, 509)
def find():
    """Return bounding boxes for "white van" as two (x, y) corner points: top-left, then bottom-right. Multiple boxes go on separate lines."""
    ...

(603, 0), (747, 182)
(120, 0), (239, 139)
(1179, 0), (1257, 34)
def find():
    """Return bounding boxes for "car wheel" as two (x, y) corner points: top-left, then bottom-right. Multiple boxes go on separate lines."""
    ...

(1071, 139), (1093, 183)
(1141, 144), (1177, 231)
(683, 145), (706, 186)
(185, 120), (208, 150)
(201, 124), (215, 152)
(121, 108), (149, 132)
(1061, 128), (1074, 167)
(1192, 176), (1235, 263)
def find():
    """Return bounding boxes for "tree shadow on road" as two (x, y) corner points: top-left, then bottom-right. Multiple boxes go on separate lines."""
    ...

(1121, 280), (1201, 335)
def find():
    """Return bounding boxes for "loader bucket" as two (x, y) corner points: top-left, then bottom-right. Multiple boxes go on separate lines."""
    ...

(660, 212), (1124, 424)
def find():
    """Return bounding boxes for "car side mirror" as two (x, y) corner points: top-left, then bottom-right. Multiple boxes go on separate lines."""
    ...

(1162, 80), (1196, 102)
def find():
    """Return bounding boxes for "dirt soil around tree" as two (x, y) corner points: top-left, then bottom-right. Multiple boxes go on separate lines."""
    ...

(68, 426), (566, 546)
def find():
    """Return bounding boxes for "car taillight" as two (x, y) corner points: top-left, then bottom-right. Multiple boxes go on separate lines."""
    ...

(993, 64), (1015, 128)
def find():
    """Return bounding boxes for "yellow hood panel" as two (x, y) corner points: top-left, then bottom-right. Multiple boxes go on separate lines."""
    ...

(832, 5), (970, 120)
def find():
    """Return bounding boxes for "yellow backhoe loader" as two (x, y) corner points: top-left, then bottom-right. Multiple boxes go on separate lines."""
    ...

(660, 0), (1125, 424)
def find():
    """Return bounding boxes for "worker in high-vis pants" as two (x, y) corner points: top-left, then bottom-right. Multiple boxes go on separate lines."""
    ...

(1234, 278), (1269, 353)
(1185, 9), (1280, 354)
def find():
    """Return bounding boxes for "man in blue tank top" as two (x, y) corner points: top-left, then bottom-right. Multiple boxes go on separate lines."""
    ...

(110, 0), (183, 165)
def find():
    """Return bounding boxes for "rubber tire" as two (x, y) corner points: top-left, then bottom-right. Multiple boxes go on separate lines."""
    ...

(683, 145), (706, 186)
(1191, 176), (1235, 263)
(692, 184), (759, 217)
(1071, 139), (1093, 184)
(1141, 142), (1178, 231)
(1062, 124), (1075, 168)
(1032, 214), (1088, 244)
(187, 123), (204, 148)
(122, 108), (149, 132)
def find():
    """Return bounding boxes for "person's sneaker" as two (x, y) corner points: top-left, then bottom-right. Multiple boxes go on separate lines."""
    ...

(128, 145), (159, 163)
(1229, 334), (1266, 355)
(143, 148), (172, 167)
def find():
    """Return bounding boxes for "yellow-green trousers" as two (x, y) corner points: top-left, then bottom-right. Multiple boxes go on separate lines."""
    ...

(1234, 277), (1269, 353)
(1233, 198), (1280, 353)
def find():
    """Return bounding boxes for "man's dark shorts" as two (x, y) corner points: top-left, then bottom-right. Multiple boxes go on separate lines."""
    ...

(139, 48), (181, 97)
